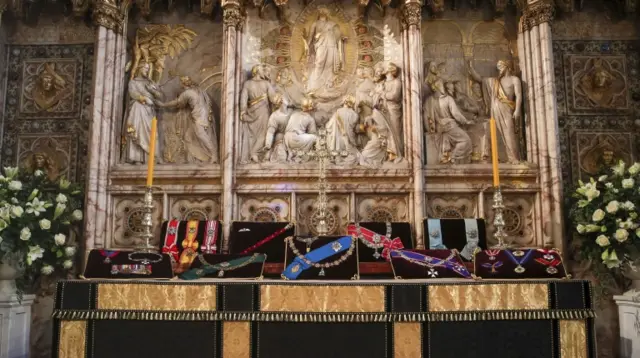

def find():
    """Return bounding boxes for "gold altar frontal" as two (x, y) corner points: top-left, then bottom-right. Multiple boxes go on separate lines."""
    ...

(54, 279), (595, 358)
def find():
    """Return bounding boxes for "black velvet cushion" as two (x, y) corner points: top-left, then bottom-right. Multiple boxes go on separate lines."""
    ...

(473, 248), (568, 279)
(188, 253), (266, 279)
(83, 250), (173, 279)
(227, 222), (294, 263)
(284, 235), (359, 280)
(423, 218), (487, 260)
(390, 249), (471, 279)
(347, 222), (413, 263)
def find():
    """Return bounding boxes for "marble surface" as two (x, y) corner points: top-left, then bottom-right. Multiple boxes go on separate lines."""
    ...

(0, 294), (35, 358)
(615, 293), (640, 358)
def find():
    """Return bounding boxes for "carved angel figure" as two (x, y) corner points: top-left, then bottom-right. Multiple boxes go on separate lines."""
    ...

(129, 25), (197, 83)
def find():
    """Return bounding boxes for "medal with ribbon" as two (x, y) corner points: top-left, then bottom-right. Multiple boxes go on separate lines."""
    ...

(347, 223), (404, 260)
(534, 249), (561, 274)
(176, 220), (200, 274)
(161, 220), (180, 264)
(505, 249), (534, 274)
(201, 220), (219, 254)
(180, 253), (267, 280)
(389, 250), (471, 279)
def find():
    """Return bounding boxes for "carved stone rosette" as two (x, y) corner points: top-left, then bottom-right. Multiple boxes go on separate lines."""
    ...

(223, 5), (245, 29)
(93, 0), (124, 33)
(400, 2), (421, 29)
(519, 1), (554, 32)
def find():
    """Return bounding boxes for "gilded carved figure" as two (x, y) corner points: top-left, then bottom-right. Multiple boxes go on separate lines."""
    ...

(156, 76), (219, 164)
(576, 58), (626, 108)
(468, 60), (523, 164)
(122, 62), (163, 164)
(23, 152), (59, 181)
(239, 64), (278, 164)
(31, 63), (68, 112)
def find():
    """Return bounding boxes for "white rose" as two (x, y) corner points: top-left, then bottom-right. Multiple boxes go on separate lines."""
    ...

(598, 175), (608, 182)
(10, 198), (18, 204)
(10, 206), (23, 218)
(39, 219), (51, 230)
(605, 182), (614, 189)
(71, 210), (83, 221)
(56, 194), (67, 204)
(62, 260), (73, 269)
(596, 235), (610, 247)
(629, 163), (640, 175)
(577, 224), (586, 234)
(606, 201), (620, 214)
(622, 178), (635, 189)
(34, 170), (44, 177)
(8, 181), (22, 191)
(54, 233), (66, 246)
(592, 209), (606, 222)
(40, 265), (54, 275)
(623, 201), (636, 211)
(64, 246), (76, 257)
(615, 229), (630, 242)
(20, 227), (31, 241)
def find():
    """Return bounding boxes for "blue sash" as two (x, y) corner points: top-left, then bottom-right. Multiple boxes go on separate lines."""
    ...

(427, 219), (447, 249)
(460, 219), (480, 260)
(282, 236), (352, 280)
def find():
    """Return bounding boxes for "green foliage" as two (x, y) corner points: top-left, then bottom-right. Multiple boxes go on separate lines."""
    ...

(0, 167), (84, 294)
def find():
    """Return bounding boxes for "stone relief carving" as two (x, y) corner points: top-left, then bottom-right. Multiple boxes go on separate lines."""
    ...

(571, 56), (628, 110)
(112, 196), (163, 248)
(17, 135), (73, 181)
(426, 195), (477, 218)
(240, 4), (406, 169)
(575, 132), (633, 179)
(355, 195), (408, 222)
(169, 197), (221, 220)
(296, 194), (349, 235)
(122, 24), (221, 165)
(238, 195), (291, 222)
(484, 194), (534, 247)
(21, 60), (77, 116)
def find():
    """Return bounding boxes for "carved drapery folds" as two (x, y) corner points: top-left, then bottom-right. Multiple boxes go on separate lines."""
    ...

(93, 0), (125, 33)
(519, 0), (554, 32)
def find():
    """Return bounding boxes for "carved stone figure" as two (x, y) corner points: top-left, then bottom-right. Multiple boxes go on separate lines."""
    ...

(577, 58), (624, 108)
(424, 79), (473, 164)
(264, 94), (292, 163)
(122, 62), (163, 164)
(355, 67), (375, 112)
(284, 99), (318, 161)
(239, 64), (277, 164)
(468, 60), (523, 164)
(24, 152), (59, 181)
(156, 76), (219, 164)
(31, 63), (67, 112)
(383, 62), (404, 155)
(303, 7), (347, 92)
(326, 95), (360, 165)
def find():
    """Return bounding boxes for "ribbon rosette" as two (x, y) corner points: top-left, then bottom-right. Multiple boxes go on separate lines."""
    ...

(380, 237), (404, 259)
(347, 224), (404, 260)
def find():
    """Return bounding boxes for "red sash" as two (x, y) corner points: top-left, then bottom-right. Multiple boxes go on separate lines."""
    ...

(347, 223), (404, 260)
(240, 223), (294, 254)
(176, 220), (199, 274)
(201, 220), (219, 254)
(162, 220), (180, 264)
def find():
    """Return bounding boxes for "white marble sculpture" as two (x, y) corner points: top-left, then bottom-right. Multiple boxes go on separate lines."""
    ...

(326, 95), (360, 165)
(284, 98), (318, 161)
(122, 62), (163, 164)
(304, 6), (346, 93)
(264, 94), (292, 163)
(157, 76), (219, 164)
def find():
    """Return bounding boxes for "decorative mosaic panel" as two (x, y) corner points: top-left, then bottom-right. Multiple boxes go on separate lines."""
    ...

(295, 194), (350, 236)
(425, 194), (477, 219)
(355, 195), (409, 222)
(483, 193), (534, 247)
(1, 45), (93, 183)
(169, 196), (221, 221)
(237, 195), (291, 222)
(111, 195), (163, 249)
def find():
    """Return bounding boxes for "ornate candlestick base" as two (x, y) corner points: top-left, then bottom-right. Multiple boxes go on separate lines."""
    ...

(491, 186), (510, 249)
(135, 186), (158, 253)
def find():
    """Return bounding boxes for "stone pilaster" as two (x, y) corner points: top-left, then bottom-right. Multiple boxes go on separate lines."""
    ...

(220, 0), (245, 251)
(517, 1), (564, 250)
(400, 0), (425, 248)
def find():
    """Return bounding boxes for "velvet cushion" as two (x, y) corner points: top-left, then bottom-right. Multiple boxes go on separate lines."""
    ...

(348, 222), (413, 263)
(390, 249), (471, 279)
(158, 220), (222, 254)
(83, 249), (173, 279)
(284, 235), (359, 280)
(473, 248), (568, 279)
(422, 218), (487, 260)
(227, 222), (295, 263)
(187, 253), (266, 279)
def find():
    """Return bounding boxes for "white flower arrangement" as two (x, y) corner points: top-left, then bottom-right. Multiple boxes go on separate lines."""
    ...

(0, 166), (84, 293)
(571, 160), (640, 270)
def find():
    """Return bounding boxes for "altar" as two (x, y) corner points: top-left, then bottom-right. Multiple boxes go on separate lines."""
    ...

(53, 279), (594, 358)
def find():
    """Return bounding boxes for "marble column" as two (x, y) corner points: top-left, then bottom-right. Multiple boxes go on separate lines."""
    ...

(220, 0), (245, 252)
(85, 0), (127, 250)
(518, 0), (564, 249)
(401, 0), (425, 248)
(0, 294), (35, 358)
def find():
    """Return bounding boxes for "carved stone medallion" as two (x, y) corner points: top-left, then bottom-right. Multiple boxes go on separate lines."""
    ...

(238, 195), (290, 222)
(17, 135), (74, 181)
(567, 55), (628, 114)
(20, 59), (79, 117)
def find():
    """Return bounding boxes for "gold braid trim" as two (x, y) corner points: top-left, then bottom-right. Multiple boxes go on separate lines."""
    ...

(52, 308), (595, 322)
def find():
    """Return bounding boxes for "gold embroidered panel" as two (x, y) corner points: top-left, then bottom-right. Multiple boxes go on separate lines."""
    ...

(428, 283), (549, 311)
(223, 322), (251, 358)
(559, 320), (588, 358)
(260, 285), (385, 312)
(58, 320), (87, 358)
(394, 323), (422, 358)
(97, 283), (217, 311)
